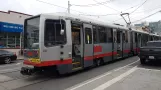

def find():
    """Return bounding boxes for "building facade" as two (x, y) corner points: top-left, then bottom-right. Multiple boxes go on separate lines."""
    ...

(134, 22), (150, 33)
(0, 10), (32, 59)
(149, 21), (161, 35)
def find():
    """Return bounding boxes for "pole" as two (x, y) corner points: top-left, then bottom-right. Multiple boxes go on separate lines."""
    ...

(68, 1), (70, 14)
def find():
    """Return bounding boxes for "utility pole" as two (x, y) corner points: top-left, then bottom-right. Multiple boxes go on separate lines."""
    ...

(68, 1), (71, 14)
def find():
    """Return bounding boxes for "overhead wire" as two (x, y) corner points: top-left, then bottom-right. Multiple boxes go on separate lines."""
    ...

(131, 10), (161, 23)
(122, 3), (142, 12)
(92, 0), (120, 12)
(36, 0), (88, 15)
(130, 0), (148, 14)
(113, 0), (148, 22)
(71, 0), (112, 7)
(36, 0), (121, 17)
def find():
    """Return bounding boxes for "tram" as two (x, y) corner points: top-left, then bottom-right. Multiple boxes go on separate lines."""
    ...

(20, 13), (161, 75)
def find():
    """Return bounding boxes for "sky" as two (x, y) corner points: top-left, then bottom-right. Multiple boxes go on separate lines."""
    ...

(1, 0), (161, 25)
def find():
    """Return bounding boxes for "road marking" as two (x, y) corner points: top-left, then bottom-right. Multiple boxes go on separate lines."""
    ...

(137, 67), (161, 72)
(114, 59), (139, 71)
(66, 72), (112, 90)
(0, 74), (13, 82)
(0, 67), (21, 74)
(66, 59), (139, 90)
(93, 66), (137, 90)
(0, 76), (51, 90)
(16, 63), (21, 65)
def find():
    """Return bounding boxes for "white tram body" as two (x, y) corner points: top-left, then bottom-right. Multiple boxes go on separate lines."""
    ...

(21, 13), (161, 75)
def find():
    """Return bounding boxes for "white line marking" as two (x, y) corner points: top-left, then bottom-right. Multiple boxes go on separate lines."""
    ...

(66, 59), (139, 90)
(0, 74), (13, 82)
(93, 66), (137, 90)
(137, 67), (161, 72)
(0, 76), (50, 90)
(67, 72), (112, 90)
(114, 59), (139, 71)
(0, 67), (21, 74)
(16, 63), (21, 65)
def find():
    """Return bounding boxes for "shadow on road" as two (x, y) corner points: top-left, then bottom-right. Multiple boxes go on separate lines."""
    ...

(137, 60), (161, 70)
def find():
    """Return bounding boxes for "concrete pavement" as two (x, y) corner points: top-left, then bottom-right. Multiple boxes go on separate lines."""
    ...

(0, 56), (161, 90)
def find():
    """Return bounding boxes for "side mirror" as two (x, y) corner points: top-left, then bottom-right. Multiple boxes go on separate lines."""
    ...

(60, 29), (64, 35)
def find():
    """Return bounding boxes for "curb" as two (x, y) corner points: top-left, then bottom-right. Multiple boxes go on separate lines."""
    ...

(17, 59), (24, 60)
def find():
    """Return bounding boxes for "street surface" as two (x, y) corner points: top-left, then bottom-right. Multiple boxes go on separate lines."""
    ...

(0, 56), (161, 90)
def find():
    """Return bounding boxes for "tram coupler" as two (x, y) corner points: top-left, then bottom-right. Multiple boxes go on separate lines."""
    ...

(20, 67), (36, 75)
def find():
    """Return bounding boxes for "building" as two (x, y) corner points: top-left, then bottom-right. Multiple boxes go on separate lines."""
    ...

(0, 10), (32, 59)
(134, 22), (150, 33)
(149, 21), (161, 35)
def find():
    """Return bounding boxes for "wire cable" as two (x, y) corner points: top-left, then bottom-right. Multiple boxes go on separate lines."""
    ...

(36, 0), (88, 14)
(93, 0), (120, 12)
(130, 0), (148, 14)
(36, 0), (120, 17)
(132, 10), (161, 23)
(71, 0), (112, 7)
(113, 0), (148, 22)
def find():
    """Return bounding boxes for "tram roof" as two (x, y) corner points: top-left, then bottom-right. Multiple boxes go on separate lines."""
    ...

(131, 29), (149, 34)
(34, 12), (161, 37)
(150, 33), (160, 37)
(41, 12), (129, 30)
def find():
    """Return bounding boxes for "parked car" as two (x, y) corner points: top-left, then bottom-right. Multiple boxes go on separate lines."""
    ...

(0, 50), (17, 64)
(138, 41), (161, 64)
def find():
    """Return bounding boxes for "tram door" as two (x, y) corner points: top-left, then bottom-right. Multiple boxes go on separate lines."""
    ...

(117, 30), (123, 59)
(133, 32), (137, 55)
(83, 24), (94, 68)
(138, 34), (141, 52)
(136, 33), (139, 54)
(113, 29), (123, 59)
(71, 23), (83, 70)
(113, 29), (117, 60)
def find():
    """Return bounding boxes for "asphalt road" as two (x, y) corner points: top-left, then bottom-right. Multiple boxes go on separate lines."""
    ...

(0, 56), (161, 90)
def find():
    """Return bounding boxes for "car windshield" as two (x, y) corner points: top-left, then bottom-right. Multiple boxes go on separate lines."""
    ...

(0, 50), (11, 54)
(147, 42), (161, 47)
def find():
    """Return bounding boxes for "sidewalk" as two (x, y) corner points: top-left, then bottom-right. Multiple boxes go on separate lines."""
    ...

(17, 55), (24, 60)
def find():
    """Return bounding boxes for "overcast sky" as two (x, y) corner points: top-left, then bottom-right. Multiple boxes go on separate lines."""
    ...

(1, 0), (161, 25)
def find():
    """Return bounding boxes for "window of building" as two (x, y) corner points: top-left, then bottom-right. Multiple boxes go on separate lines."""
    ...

(44, 19), (66, 47)
(85, 28), (92, 44)
(107, 28), (113, 42)
(98, 26), (107, 43)
(0, 32), (20, 48)
(93, 26), (98, 44)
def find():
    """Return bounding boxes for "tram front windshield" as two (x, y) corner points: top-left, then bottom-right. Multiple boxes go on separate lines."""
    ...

(24, 16), (40, 49)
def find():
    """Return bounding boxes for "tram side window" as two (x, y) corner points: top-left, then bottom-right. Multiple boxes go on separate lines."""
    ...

(135, 33), (138, 43)
(133, 32), (135, 43)
(93, 26), (98, 44)
(117, 31), (121, 43)
(98, 27), (107, 43)
(107, 28), (113, 42)
(85, 28), (92, 44)
(114, 31), (117, 42)
(125, 31), (128, 42)
(122, 32), (125, 42)
(44, 19), (66, 47)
